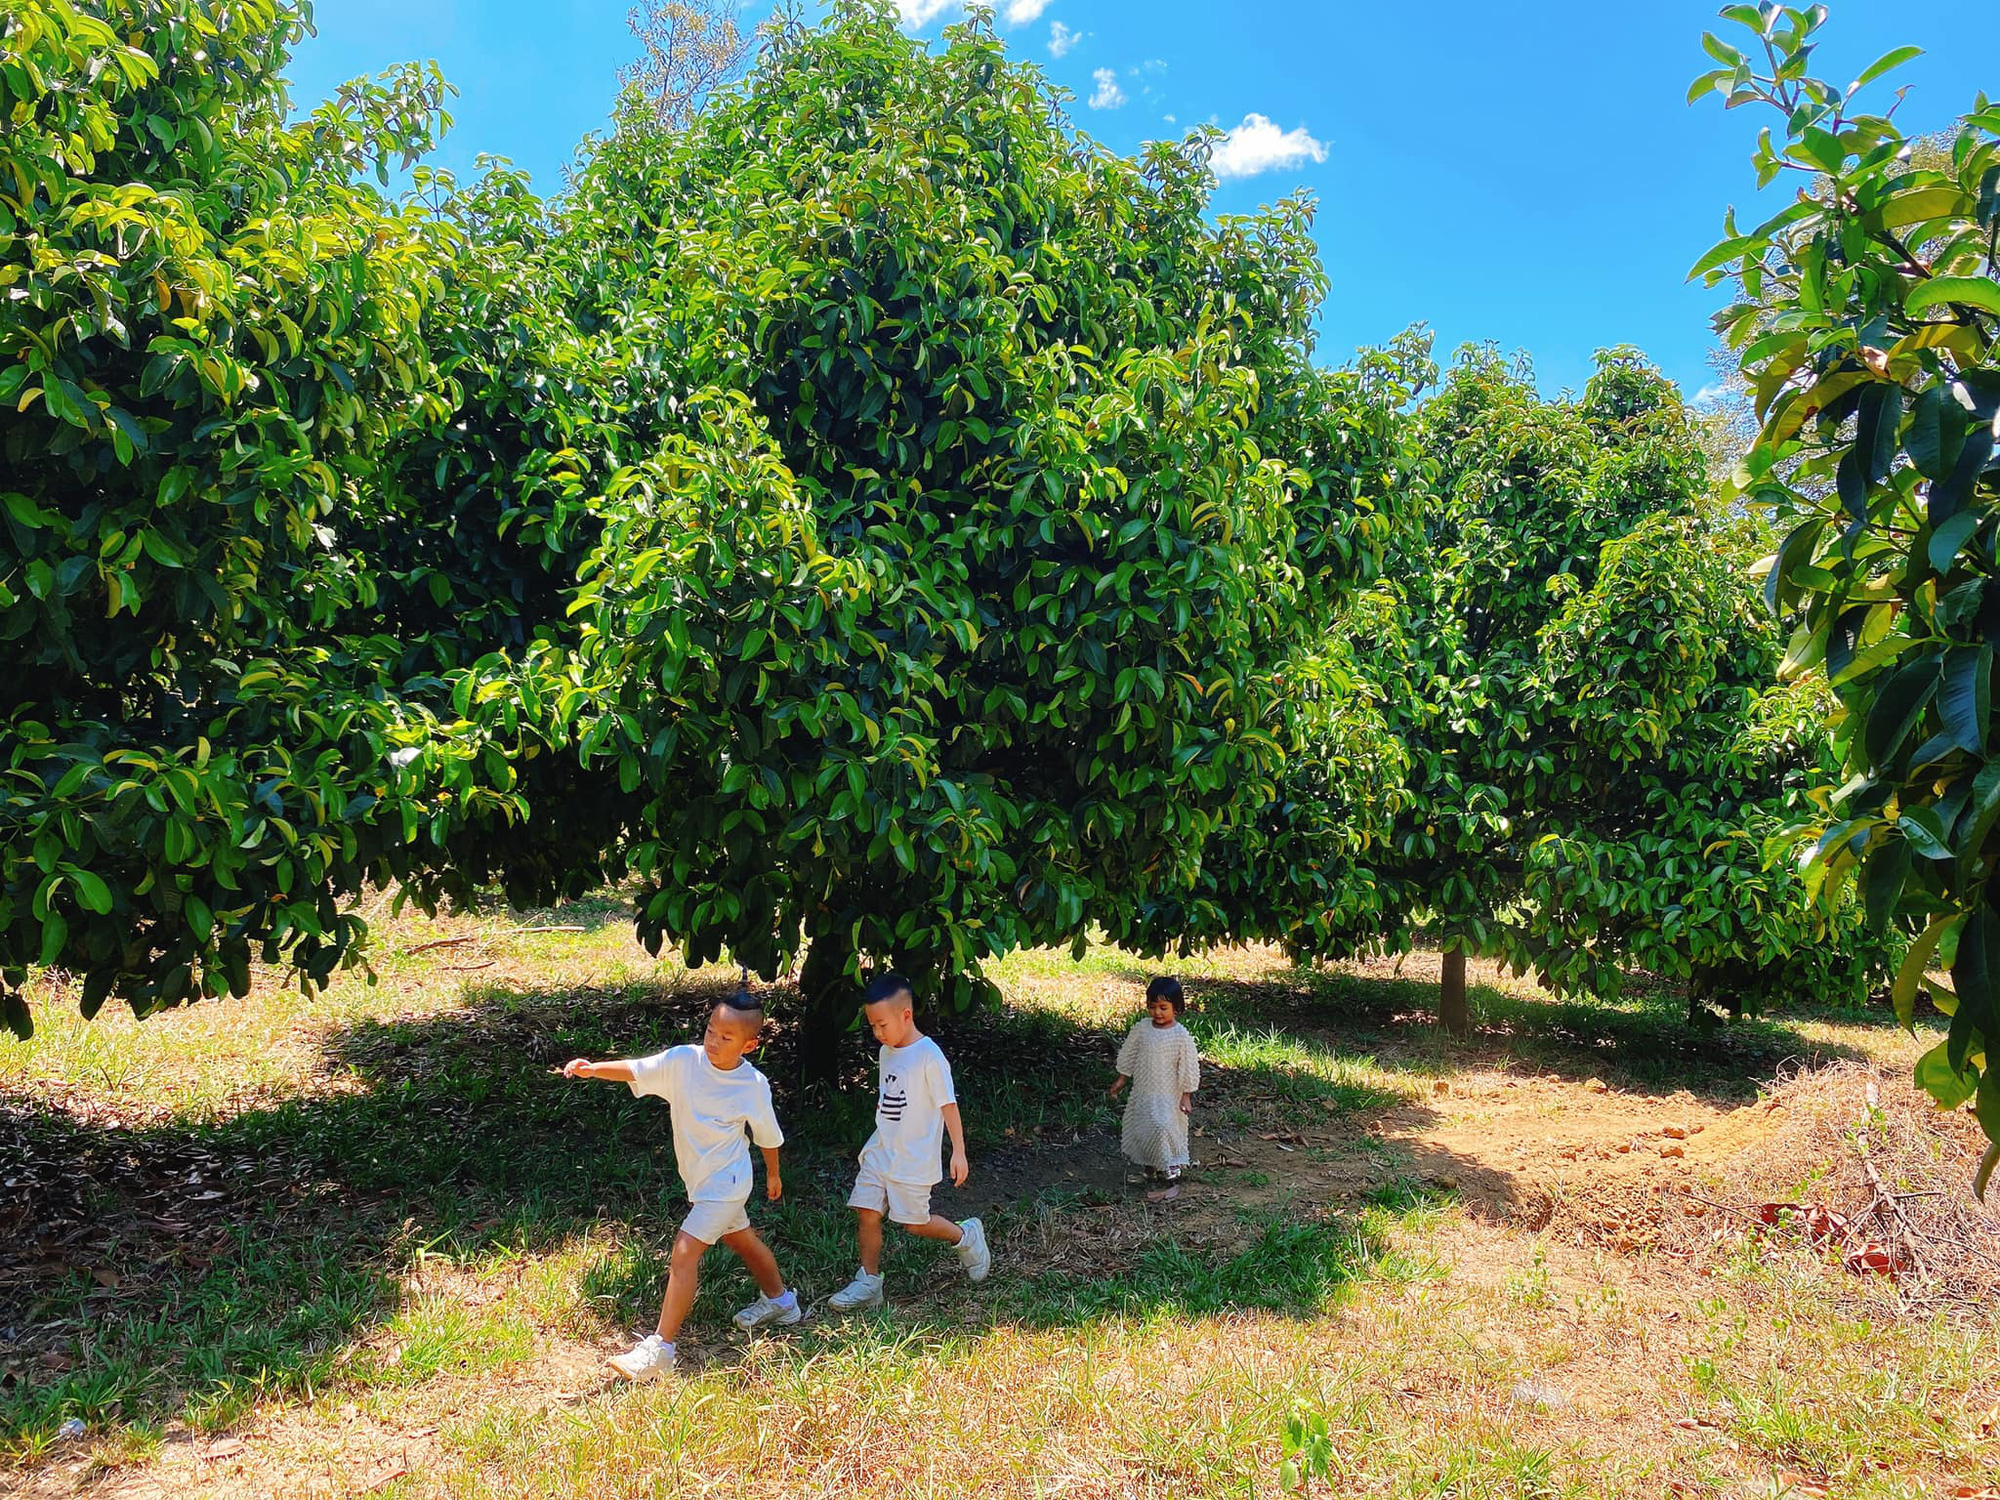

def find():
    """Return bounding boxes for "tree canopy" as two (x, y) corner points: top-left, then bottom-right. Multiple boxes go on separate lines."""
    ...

(3, 0), (1926, 1081)
(2, 0), (1415, 1066)
(520, 2), (1417, 1057)
(0, 0), (533, 1036)
(1697, 4), (2000, 1173)
(1147, 346), (1890, 1029)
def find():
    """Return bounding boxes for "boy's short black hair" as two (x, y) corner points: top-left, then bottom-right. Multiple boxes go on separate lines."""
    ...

(861, 972), (913, 1008)
(716, 988), (765, 1027)
(1146, 976), (1186, 1014)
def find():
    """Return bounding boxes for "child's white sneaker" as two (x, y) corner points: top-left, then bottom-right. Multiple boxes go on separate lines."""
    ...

(732, 1291), (803, 1332)
(827, 1270), (885, 1312)
(956, 1217), (992, 1282)
(607, 1333), (675, 1382)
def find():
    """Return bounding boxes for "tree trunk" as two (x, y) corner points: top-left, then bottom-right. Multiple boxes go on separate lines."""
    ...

(794, 930), (856, 1092)
(1439, 941), (1469, 1036)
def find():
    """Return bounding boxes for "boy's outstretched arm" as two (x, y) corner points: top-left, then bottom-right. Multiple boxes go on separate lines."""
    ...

(562, 1059), (637, 1083)
(941, 1102), (969, 1186)
(761, 1145), (783, 1200)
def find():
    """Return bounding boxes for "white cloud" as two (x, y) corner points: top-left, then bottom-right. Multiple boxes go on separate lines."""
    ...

(896, 0), (960, 27)
(1163, 112), (1177, 125)
(1089, 67), (1126, 110)
(1003, 0), (1052, 22)
(1048, 19), (1080, 56)
(1210, 113), (1328, 180)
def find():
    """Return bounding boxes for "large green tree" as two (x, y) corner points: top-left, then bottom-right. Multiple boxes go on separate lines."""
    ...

(0, 0), (542, 1035)
(1695, 6), (2000, 1172)
(500, 1), (1414, 1066)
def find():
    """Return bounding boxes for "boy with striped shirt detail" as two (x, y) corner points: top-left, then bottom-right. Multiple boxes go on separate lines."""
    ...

(827, 973), (992, 1309)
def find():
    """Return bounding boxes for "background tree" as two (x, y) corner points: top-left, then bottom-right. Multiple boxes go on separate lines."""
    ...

(1170, 346), (1889, 1032)
(1695, 6), (2000, 1174)
(620, 0), (754, 130)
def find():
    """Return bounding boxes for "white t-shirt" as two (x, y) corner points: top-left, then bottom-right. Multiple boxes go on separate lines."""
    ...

(858, 1034), (957, 1187)
(627, 1044), (783, 1204)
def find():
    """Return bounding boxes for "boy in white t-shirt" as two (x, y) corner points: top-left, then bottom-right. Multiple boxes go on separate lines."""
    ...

(562, 991), (799, 1381)
(827, 973), (992, 1310)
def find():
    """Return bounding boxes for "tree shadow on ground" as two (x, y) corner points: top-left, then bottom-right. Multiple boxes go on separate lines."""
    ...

(0, 969), (1455, 1455)
(1175, 960), (1881, 1106)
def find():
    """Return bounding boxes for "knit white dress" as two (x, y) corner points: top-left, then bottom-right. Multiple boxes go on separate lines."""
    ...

(1116, 1020), (1201, 1173)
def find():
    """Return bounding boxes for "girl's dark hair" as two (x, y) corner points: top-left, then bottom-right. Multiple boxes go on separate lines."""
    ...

(1146, 976), (1186, 1015)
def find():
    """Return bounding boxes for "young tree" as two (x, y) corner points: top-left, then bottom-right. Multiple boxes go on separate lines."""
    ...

(1694, 6), (2000, 1173)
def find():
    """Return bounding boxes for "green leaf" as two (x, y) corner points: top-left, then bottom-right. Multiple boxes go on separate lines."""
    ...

(1853, 382), (1905, 488)
(1907, 277), (2000, 319)
(39, 911), (68, 967)
(1900, 806), (1951, 860)
(1907, 388), (1952, 481)
(1976, 1139), (2000, 1200)
(1978, 1067), (2000, 1157)
(1916, 1040), (1978, 1109)
(1700, 32), (1744, 67)
(1927, 510), (1980, 574)
(1940, 647), (1992, 755)
(1686, 69), (1733, 107)
(79, 968), (115, 1021)
(1895, 913), (1956, 1028)
(1959, 763), (2000, 888)
(1836, 445), (1868, 519)
(1863, 657), (1937, 770)
(1930, 426), (1995, 525)
(1878, 186), (1966, 230)
(139, 529), (183, 568)
(1861, 838), (1911, 931)
(1766, 516), (1824, 613)
(1686, 237), (1750, 281)
(1951, 903), (2000, 1048)
(1849, 44), (1922, 92)
(69, 868), (114, 915)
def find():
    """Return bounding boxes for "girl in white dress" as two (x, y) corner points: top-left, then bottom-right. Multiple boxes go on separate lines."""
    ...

(1108, 977), (1201, 1201)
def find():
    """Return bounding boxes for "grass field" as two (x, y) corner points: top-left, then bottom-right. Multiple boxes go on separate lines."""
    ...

(5, 895), (1999, 1498)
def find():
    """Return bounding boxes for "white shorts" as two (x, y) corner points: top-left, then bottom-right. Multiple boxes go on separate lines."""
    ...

(847, 1160), (934, 1226)
(680, 1198), (752, 1245)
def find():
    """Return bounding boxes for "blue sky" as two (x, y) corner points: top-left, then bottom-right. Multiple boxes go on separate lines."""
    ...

(288, 1), (1993, 397)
